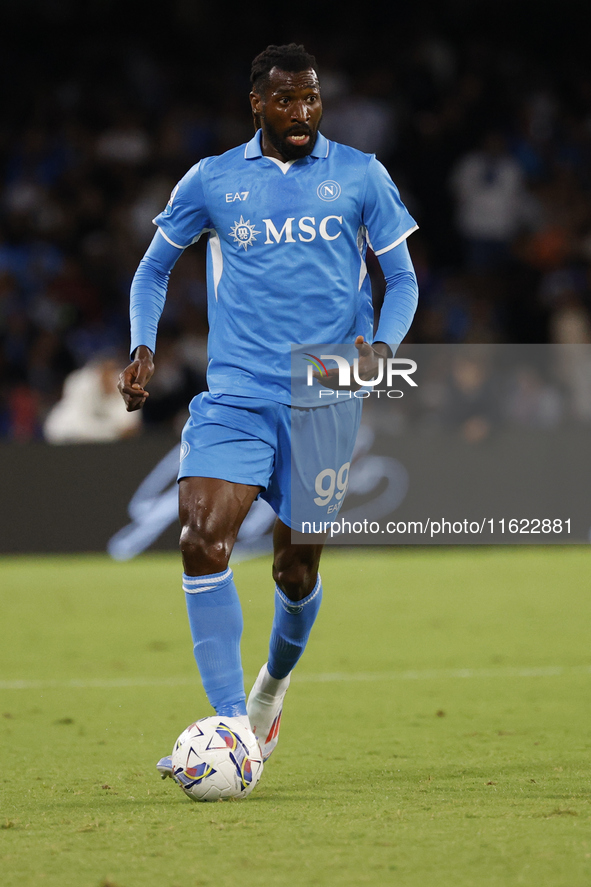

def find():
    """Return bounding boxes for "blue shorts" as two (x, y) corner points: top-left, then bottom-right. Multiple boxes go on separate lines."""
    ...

(179, 392), (362, 530)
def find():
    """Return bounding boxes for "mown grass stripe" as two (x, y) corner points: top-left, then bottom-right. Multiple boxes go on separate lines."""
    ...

(2, 664), (590, 690)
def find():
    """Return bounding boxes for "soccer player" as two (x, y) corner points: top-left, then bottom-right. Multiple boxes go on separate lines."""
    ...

(118, 44), (419, 769)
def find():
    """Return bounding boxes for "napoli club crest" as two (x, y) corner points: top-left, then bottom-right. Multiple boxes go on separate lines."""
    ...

(317, 180), (341, 201)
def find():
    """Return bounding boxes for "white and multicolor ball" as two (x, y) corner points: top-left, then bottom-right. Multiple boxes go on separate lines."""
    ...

(171, 716), (264, 802)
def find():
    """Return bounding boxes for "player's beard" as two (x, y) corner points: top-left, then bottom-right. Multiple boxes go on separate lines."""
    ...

(261, 116), (320, 161)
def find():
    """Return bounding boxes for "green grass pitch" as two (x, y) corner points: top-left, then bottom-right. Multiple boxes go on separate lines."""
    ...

(1, 547), (590, 887)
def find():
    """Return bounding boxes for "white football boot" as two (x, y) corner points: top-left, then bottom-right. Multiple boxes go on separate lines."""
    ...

(246, 663), (291, 761)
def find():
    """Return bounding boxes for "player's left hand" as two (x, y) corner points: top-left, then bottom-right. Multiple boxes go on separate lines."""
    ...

(314, 336), (391, 391)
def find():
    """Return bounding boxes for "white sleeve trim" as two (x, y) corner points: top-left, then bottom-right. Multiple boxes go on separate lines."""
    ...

(152, 225), (188, 250)
(373, 224), (419, 256)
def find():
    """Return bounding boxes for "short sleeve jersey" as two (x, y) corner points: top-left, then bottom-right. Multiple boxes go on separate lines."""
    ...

(153, 130), (417, 404)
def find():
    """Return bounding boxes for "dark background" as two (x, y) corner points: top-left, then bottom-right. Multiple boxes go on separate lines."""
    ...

(2, 425), (589, 552)
(2, 0), (591, 442)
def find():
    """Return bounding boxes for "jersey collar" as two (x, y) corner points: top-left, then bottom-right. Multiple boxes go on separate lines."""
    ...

(244, 129), (329, 160)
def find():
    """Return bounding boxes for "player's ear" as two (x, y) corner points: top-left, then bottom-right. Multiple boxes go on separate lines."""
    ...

(250, 90), (262, 117)
(249, 91), (263, 131)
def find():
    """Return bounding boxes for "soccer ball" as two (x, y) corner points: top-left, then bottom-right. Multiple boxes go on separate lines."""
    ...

(170, 716), (264, 802)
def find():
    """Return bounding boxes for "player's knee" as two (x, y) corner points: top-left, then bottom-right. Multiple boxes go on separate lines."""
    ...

(179, 522), (230, 575)
(272, 562), (316, 602)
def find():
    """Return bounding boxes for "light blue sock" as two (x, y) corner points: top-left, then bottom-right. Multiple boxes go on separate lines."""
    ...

(183, 568), (247, 717)
(267, 574), (323, 680)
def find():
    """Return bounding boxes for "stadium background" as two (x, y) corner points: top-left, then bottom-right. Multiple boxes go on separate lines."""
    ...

(2, 0), (591, 554)
(2, 7), (591, 886)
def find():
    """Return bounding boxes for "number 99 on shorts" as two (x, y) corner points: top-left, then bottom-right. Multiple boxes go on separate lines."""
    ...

(313, 462), (350, 512)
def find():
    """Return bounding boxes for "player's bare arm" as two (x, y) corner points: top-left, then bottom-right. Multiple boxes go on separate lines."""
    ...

(118, 345), (154, 411)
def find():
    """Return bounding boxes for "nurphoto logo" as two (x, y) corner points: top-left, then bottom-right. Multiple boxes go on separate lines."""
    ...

(303, 353), (418, 398)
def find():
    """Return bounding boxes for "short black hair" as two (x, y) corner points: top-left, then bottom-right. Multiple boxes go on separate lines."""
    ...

(250, 43), (317, 93)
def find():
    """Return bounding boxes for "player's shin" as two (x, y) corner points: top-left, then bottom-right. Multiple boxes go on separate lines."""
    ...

(183, 569), (247, 717)
(267, 574), (323, 680)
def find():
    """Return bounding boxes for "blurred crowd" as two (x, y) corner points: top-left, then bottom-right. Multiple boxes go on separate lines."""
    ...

(363, 344), (591, 446)
(2, 4), (591, 441)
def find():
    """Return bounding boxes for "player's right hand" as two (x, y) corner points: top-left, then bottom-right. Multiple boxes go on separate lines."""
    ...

(118, 346), (154, 411)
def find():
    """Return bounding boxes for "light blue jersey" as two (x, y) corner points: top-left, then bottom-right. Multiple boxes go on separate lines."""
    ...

(143, 130), (417, 404)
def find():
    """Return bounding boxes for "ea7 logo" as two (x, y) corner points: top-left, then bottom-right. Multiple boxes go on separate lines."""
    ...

(263, 215), (343, 244)
(226, 192), (249, 202)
